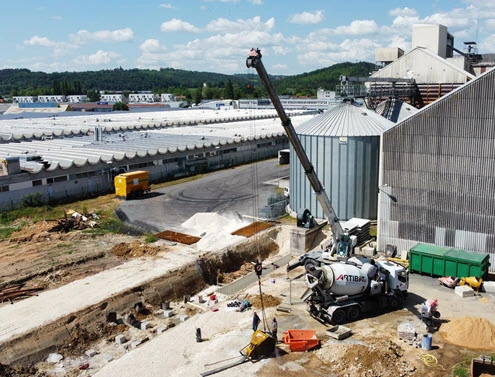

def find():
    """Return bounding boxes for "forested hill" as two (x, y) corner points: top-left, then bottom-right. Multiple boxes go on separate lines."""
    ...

(0, 61), (377, 98)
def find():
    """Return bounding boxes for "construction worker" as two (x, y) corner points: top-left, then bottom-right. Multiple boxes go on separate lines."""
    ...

(271, 318), (278, 340)
(252, 311), (260, 332)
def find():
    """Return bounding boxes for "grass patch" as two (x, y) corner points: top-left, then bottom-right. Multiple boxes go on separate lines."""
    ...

(56, 242), (72, 249)
(0, 227), (18, 240)
(452, 365), (468, 377)
(144, 233), (159, 243)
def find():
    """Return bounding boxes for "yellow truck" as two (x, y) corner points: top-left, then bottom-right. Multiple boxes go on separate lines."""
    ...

(114, 170), (151, 200)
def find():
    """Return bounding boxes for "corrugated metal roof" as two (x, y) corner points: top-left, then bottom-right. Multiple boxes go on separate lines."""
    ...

(375, 98), (419, 123)
(295, 102), (394, 137)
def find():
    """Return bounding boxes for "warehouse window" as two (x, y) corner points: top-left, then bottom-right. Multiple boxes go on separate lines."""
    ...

(47, 178), (54, 184)
(32, 180), (42, 187)
(0, 185), (9, 192)
(54, 175), (68, 183)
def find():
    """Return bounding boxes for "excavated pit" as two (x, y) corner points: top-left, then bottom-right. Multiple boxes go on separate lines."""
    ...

(0, 226), (284, 367)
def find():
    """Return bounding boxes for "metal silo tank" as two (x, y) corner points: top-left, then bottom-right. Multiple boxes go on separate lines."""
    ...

(289, 103), (394, 221)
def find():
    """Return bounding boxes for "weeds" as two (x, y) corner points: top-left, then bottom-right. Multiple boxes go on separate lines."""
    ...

(144, 233), (159, 243)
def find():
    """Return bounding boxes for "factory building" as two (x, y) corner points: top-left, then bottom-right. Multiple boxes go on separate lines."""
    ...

(377, 66), (495, 272)
(289, 102), (394, 221)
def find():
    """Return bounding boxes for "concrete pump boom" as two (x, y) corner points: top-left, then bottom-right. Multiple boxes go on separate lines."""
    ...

(246, 48), (344, 241)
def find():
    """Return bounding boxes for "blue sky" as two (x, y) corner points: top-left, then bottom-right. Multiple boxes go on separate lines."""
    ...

(1, 0), (494, 75)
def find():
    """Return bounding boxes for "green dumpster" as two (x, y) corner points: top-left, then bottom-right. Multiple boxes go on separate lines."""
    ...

(409, 244), (449, 276)
(444, 248), (490, 279)
(408, 244), (490, 279)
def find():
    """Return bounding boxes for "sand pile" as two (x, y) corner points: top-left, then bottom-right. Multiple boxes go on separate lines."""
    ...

(112, 241), (161, 258)
(440, 316), (495, 350)
(182, 212), (251, 251)
(246, 294), (282, 309)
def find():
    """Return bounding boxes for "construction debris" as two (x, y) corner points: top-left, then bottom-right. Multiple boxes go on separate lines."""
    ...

(48, 211), (98, 233)
(0, 284), (44, 304)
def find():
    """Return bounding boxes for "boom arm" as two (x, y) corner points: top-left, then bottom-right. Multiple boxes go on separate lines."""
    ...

(246, 48), (343, 239)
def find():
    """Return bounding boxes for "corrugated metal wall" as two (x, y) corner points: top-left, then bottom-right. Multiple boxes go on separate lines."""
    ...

(290, 135), (380, 220)
(378, 67), (495, 273)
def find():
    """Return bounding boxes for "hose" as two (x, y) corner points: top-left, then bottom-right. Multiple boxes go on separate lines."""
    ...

(420, 353), (438, 367)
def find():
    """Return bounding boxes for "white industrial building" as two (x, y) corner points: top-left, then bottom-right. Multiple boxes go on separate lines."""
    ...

(100, 94), (125, 103)
(13, 96), (37, 103)
(67, 95), (89, 103)
(129, 93), (159, 103)
(38, 95), (66, 103)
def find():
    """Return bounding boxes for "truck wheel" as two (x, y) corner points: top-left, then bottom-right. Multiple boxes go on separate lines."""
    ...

(331, 309), (346, 325)
(433, 311), (441, 319)
(346, 305), (361, 322)
(304, 259), (318, 272)
(388, 296), (401, 310)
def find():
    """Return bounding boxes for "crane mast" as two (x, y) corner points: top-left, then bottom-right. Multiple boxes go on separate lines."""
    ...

(246, 48), (344, 241)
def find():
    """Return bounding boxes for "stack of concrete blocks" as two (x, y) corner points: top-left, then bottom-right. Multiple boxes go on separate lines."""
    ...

(455, 285), (475, 297)
(140, 321), (151, 330)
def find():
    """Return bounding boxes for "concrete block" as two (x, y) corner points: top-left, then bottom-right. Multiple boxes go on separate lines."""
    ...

(361, 246), (374, 257)
(180, 314), (189, 322)
(163, 310), (175, 318)
(455, 285), (475, 297)
(141, 321), (151, 331)
(115, 334), (127, 344)
(102, 354), (113, 363)
(85, 349), (97, 357)
(161, 301), (171, 310)
(156, 326), (167, 334)
(482, 281), (495, 293)
(194, 295), (203, 304)
(47, 353), (64, 364)
(131, 340), (142, 349)
(400, 249), (408, 260)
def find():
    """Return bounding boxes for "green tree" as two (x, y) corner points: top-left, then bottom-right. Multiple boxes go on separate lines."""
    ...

(87, 89), (100, 102)
(224, 79), (234, 99)
(193, 87), (203, 105)
(113, 102), (129, 111)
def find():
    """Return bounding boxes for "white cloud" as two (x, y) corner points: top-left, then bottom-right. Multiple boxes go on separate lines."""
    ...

(159, 3), (174, 8)
(288, 10), (324, 25)
(71, 28), (134, 43)
(161, 19), (200, 33)
(80, 50), (120, 65)
(206, 16), (274, 33)
(334, 20), (378, 35)
(389, 7), (418, 18)
(140, 39), (165, 53)
(248, 0), (263, 4)
(51, 15), (63, 20)
(137, 39), (169, 68)
(24, 36), (55, 47)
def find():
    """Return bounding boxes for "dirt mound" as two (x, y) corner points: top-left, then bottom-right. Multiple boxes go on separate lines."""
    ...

(0, 363), (47, 377)
(440, 316), (495, 350)
(247, 294), (282, 309)
(112, 241), (162, 258)
(315, 339), (416, 377)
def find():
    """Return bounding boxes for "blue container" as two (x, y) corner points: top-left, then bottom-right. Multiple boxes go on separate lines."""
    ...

(422, 334), (432, 350)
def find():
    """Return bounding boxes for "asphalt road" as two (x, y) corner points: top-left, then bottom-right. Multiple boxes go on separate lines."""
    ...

(119, 158), (289, 234)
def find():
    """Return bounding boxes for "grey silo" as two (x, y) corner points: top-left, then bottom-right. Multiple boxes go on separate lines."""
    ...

(289, 102), (394, 221)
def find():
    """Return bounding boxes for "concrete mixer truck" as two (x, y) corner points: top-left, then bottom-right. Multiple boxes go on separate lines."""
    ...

(302, 257), (408, 325)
